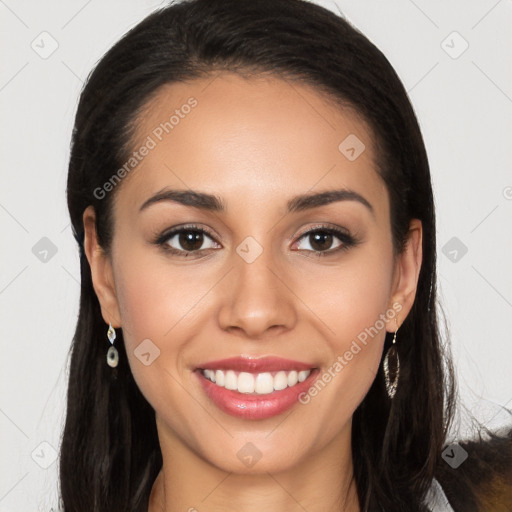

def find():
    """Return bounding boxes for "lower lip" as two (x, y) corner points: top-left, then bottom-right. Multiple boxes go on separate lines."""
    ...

(195, 369), (319, 420)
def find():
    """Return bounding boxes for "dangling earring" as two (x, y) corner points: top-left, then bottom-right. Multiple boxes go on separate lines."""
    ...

(383, 317), (400, 398)
(106, 322), (119, 368)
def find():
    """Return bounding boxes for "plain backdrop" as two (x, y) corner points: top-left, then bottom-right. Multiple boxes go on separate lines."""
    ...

(1, 0), (511, 510)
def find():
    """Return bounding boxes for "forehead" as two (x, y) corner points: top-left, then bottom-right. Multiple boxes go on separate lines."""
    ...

(114, 73), (388, 220)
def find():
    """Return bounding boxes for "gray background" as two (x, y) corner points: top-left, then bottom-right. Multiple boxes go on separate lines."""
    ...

(1, 0), (511, 510)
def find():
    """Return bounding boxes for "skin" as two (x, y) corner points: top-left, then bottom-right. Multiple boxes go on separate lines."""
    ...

(83, 73), (422, 512)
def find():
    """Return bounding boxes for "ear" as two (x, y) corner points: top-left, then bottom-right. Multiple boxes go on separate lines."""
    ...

(386, 218), (423, 332)
(82, 205), (122, 328)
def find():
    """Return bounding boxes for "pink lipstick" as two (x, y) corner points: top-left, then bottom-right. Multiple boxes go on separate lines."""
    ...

(195, 356), (318, 420)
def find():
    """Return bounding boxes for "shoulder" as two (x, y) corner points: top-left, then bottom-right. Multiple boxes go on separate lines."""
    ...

(434, 427), (512, 512)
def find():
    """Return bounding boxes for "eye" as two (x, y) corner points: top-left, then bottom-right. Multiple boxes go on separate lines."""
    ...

(293, 224), (357, 257)
(153, 223), (358, 258)
(155, 224), (220, 256)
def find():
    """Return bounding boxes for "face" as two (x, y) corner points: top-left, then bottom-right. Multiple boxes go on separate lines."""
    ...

(84, 73), (422, 475)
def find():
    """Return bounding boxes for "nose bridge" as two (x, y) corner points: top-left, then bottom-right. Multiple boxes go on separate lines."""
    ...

(218, 234), (296, 337)
(236, 235), (277, 293)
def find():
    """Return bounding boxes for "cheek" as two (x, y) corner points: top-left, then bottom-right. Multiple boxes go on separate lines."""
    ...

(314, 243), (395, 349)
(111, 248), (200, 386)
(111, 251), (195, 423)
(295, 253), (394, 438)
(308, 241), (395, 397)
(113, 246), (209, 342)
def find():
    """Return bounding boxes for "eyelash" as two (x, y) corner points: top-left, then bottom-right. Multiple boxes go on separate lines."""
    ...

(153, 223), (359, 258)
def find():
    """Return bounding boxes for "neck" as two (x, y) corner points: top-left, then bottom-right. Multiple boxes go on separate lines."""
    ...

(148, 417), (361, 512)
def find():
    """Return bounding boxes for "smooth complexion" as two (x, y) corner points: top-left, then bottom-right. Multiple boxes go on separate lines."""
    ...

(83, 73), (422, 512)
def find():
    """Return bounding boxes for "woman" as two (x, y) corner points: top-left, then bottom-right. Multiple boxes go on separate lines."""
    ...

(60, 0), (512, 510)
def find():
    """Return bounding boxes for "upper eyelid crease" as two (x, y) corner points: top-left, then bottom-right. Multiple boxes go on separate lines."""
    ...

(139, 188), (375, 218)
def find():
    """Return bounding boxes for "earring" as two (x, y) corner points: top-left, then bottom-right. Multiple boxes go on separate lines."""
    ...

(106, 322), (119, 368)
(383, 317), (400, 398)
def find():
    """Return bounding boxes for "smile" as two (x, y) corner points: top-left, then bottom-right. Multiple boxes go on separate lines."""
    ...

(195, 356), (319, 420)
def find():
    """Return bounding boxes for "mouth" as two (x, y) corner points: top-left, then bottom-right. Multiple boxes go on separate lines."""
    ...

(194, 356), (319, 420)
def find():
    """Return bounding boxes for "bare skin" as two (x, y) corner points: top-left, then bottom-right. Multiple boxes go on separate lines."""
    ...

(83, 73), (422, 512)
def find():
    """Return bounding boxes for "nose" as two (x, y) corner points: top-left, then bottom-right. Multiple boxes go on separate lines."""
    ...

(217, 243), (297, 339)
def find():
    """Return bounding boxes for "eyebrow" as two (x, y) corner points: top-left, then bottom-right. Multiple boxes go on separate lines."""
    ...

(139, 187), (374, 216)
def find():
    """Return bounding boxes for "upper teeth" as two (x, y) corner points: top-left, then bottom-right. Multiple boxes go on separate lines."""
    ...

(202, 369), (311, 395)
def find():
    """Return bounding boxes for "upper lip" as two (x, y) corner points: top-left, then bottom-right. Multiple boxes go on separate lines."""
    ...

(196, 356), (316, 373)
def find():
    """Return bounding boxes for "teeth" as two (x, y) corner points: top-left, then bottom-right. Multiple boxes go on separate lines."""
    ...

(298, 370), (309, 382)
(215, 369), (224, 387)
(201, 368), (312, 395)
(225, 370), (237, 390)
(255, 372), (274, 394)
(274, 371), (288, 391)
(238, 372), (255, 393)
(287, 370), (298, 386)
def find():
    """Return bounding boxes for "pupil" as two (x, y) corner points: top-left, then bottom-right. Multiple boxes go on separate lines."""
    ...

(180, 231), (203, 251)
(311, 232), (332, 251)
